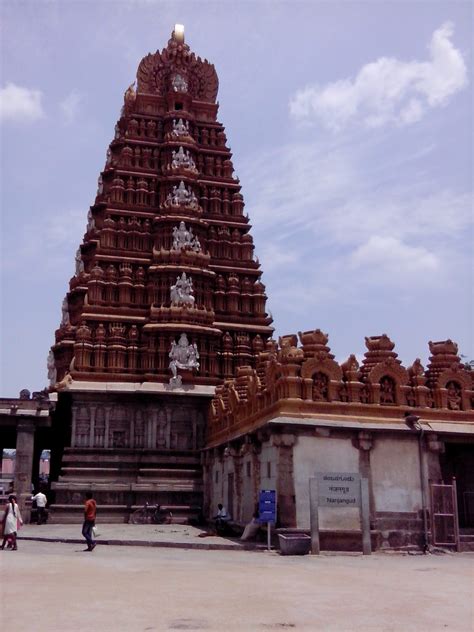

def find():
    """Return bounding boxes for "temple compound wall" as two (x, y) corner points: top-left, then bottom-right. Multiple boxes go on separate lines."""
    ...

(205, 331), (474, 550)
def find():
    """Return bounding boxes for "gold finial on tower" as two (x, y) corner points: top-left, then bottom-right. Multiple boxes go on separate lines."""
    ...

(173, 24), (185, 43)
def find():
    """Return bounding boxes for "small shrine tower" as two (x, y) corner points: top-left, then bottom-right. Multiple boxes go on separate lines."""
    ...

(49, 26), (273, 522)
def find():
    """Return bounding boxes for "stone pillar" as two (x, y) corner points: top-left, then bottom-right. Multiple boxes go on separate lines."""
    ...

(357, 431), (375, 524)
(251, 441), (262, 510)
(89, 406), (96, 449)
(230, 447), (243, 522)
(272, 433), (297, 528)
(426, 433), (444, 482)
(15, 421), (36, 522)
(151, 409), (158, 448)
(104, 407), (111, 448)
(129, 410), (135, 449)
(71, 407), (77, 448)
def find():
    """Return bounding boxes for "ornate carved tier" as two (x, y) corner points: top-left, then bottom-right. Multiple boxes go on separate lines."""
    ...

(52, 27), (273, 387)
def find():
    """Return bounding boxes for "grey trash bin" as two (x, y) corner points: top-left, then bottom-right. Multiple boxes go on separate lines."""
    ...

(278, 533), (311, 555)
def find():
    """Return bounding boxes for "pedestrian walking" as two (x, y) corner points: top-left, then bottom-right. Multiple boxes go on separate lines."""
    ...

(32, 491), (47, 525)
(82, 491), (97, 551)
(1, 494), (23, 550)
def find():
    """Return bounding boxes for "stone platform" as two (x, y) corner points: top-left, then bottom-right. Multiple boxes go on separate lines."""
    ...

(17, 522), (265, 551)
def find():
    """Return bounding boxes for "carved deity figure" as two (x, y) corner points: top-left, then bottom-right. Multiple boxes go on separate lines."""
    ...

(61, 296), (70, 327)
(172, 118), (190, 137)
(166, 181), (199, 209)
(75, 248), (85, 276)
(97, 175), (103, 196)
(171, 146), (196, 170)
(169, 333), (200, 386)
(170, 272), (195, 307)
(124, 81), (136, 107)
(312, 372), (329, 401)
(171, 221), (201, 252)
(47, 350), (57, 387)
(447, 381), (462, 410)
(172, 73), (188, 93)
(128, 325), (139, 342)
(87, 209), (95, 232)
(380, 376), (396, 405)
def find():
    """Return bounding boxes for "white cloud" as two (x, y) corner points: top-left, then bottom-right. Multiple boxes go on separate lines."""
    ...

(289, 22), (468, 130)
(350, 235), (439, 273)
(258, 243), (299, 272)
(59, 90), (82, 124)
(242, 139), (472, 249)
(3, 207), (87, 277)
(0, 82), (45, 123)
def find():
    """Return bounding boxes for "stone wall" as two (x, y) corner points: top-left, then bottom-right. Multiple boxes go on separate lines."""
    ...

(204, 425), (438, 549)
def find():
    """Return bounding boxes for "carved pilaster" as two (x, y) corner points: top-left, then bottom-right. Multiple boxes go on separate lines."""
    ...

(272, 433), (297, 528)
(89, 406), (96, 448)
(71, 406), (77, 448)
(104, 406), (111, 448)
(15, 421), (36, 522)
(356, 431), (375, 524)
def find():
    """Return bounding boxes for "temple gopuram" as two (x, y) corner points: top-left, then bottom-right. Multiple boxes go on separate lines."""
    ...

(48, 26), (272, 523)
(33, 26), (473, 550)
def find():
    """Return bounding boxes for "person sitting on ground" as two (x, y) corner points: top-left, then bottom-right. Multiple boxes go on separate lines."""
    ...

(240, 510), (260, 542)
(213, 503), (230, 533)
(32, 490), (47, 525)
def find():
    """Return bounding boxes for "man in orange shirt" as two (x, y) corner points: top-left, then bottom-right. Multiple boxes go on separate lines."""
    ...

(82, 491), (97, 551)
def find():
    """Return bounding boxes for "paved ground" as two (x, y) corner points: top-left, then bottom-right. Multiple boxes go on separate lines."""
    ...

(1, 538), (472, 632)
(18, 522), (248, 550)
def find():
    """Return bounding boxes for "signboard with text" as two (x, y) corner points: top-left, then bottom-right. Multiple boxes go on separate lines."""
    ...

(309, 472), (371, 555)
(259, 489), (277, 524)
(317, 472), (361, 508)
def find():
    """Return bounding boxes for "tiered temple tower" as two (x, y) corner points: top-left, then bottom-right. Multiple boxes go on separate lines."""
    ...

(49, 27), (273, 522)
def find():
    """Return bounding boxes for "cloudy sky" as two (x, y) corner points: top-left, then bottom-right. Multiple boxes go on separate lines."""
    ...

(0, 0), (472, 396)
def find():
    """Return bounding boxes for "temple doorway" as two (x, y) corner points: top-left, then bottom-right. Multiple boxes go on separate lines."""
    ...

(440, 442), (474, 528)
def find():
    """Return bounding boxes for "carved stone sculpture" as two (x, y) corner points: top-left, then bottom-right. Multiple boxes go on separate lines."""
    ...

(75, 247), (85, 276)
(170, 272), (195, 307)
(47, 350), (57, 387)
(87, 209), (95, 232)
(169, 333), (200, 386)
(172, 118), (190, 137)
(172, 73), (188, 93)
(166, 181), (199, 209)
(61, 297), (70, 327)
(171, 146), (196, 171)
(171, 221), (201, 252)
(447, 381), (462, 410)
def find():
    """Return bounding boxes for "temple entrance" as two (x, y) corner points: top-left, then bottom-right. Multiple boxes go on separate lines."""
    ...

(440, 443), (474, 528)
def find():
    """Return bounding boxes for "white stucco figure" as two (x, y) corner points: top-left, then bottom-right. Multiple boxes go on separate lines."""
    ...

(169, 333), (200, 386)
(170, 272), (195, 307)
(171, 221), (201, 253)
(172, 118), (190, 137)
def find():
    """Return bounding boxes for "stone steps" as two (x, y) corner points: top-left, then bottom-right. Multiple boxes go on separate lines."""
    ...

(60, 467), (202, 480)
(50, 448), (204, 525)
(459, 534), (474, 552)
(53, 480), (203, 492)
(48, 503), (201, 525)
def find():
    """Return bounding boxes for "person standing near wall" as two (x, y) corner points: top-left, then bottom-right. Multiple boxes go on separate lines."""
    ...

(32, 491), (47, 525)
(82, 491), (97, 552)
